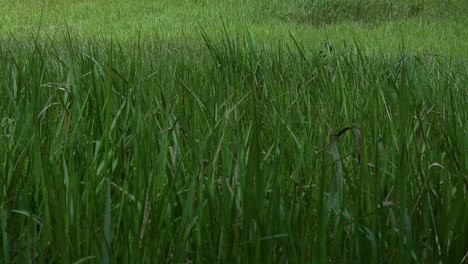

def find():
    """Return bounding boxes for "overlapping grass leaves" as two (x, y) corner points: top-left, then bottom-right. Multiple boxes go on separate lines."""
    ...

(0, 33), (467, 263)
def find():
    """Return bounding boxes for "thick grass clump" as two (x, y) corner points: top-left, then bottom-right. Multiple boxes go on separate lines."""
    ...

(264, 0), (424, 27)
(0, 34), (467, 263)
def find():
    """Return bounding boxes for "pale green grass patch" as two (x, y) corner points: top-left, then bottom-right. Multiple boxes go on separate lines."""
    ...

(0, 0), (467, 56)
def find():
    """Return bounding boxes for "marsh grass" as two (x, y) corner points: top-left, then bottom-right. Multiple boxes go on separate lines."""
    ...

(263, 0), (425, 27)
(1, 0), (467, 57)
(0, 32), (467, 263)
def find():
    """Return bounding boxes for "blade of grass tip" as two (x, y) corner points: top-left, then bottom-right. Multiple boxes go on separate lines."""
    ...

(221, 20), (234, 59)
(199, 24), (222, 65)
(289, 32), (307, 63)
(318, 126), (361, 216)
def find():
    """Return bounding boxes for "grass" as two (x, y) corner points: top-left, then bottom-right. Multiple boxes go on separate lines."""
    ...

(1, 0), (467, 263)
(1, 31), (467, 263)
(0, 0), (467, 56)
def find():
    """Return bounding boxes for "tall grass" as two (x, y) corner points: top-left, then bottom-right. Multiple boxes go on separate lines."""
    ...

(1, 33), (467, 263)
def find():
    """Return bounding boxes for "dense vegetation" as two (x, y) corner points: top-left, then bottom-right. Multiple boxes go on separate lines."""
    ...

(1, 0), (467, 55)
(1, 0), (467, 263)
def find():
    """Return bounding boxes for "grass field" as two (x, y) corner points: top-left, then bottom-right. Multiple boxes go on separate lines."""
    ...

(1, 0), (468, 56)
(1, 0), (467, 263)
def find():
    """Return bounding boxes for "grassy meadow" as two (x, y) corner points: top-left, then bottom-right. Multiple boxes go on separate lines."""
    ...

(1, 0), (467, 263)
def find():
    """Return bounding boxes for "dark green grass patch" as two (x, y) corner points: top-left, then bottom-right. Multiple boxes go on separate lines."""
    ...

(0, 33), (467, 263)
(264, 0), (424, 27)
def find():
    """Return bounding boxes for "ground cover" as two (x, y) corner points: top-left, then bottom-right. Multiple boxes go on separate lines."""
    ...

(0, 0), (467, 56)
(1, 0), (467, 263)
